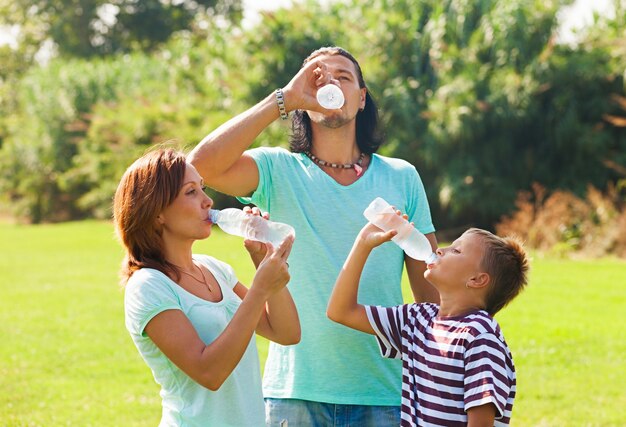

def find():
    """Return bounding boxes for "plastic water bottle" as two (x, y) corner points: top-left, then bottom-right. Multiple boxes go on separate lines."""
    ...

(209, 208), (295, 247)
(363, 197), (438, 263)
(316, 84), (344, 109)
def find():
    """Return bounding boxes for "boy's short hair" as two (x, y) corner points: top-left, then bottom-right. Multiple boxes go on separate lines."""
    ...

(463, 228), (530, 315)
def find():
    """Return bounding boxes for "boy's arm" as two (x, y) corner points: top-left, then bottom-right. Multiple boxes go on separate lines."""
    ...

(467, 403), (496, 427)
(327, 223), (396, 334)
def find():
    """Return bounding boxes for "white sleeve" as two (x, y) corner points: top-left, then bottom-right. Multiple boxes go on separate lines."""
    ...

(365, 304), (408, 359)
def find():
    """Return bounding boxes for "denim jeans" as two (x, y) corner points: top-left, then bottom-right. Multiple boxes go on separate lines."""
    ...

(265, 398), (400, 427)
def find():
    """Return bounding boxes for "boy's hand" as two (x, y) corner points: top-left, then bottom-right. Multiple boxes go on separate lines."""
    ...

(357, 208), (410, 250)
(357, 222), (397, 250)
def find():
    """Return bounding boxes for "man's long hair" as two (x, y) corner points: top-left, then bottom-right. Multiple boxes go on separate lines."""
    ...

(289, 46), (384, 154)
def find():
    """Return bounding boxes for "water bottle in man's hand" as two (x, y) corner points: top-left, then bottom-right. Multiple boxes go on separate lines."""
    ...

(209, 208), (295, 247)
(316, 84), (344, 109)
(363, 197), (437, 263)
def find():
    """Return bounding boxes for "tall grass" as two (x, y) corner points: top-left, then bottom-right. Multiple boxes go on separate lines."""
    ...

(0, 221), (624, 426)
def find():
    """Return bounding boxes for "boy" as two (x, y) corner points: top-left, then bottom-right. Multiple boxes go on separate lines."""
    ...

(327, 220), (529, 426)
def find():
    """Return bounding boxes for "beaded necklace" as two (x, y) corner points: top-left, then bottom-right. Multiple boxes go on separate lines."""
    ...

(305, 150), (365, 177)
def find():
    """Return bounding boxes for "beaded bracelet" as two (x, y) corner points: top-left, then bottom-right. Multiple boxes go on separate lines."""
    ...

(275, 88), (288, 120)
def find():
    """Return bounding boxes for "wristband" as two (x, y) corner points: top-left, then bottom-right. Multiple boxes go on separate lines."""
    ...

(275, 88), (288, 120)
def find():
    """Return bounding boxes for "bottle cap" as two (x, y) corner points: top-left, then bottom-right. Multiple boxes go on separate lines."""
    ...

(208, 209), (219, 224)
(316, 84), (344, 109)
(425, 252), (438, 264)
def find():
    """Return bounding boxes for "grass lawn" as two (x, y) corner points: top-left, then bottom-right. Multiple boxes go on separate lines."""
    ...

(0, 221), (624, 426)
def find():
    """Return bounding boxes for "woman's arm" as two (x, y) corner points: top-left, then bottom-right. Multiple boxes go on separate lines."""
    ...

(144, 240), (291, 391)
(239, 208), (300, 344)
(235, 234), (300, 345)
(233, 283), (300, 345)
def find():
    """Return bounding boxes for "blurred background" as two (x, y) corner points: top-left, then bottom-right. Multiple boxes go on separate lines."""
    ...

(1, 0), (625, 258)
(1, 2), (625, 426)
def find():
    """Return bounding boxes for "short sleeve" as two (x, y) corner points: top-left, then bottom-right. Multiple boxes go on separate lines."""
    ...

(236, 147), (287, 210)
(124, 269), (181, 337)
(463, 333), (513, 419)
(365, 304), (408, 359)
(406, 166), (435, 235)
(195, 255), (239, 290)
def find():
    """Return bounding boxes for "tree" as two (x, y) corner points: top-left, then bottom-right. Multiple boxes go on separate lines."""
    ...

(0, 0), (243, 58)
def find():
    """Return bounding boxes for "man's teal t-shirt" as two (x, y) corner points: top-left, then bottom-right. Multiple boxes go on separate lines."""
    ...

(239, 147), (435, 406)
(124, 255), (265, 426)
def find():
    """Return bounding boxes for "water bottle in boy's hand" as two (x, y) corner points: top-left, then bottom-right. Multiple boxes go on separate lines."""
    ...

(209, 208), (295, 247)
(363, 197), (437, 263)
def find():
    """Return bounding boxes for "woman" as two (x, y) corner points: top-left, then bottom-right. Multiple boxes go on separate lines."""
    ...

(113, 148), (300, 426)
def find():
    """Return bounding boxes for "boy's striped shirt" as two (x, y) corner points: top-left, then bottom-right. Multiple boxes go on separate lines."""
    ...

(365, 303), (516, 426)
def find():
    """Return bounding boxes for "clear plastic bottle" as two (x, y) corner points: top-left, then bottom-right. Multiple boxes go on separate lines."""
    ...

(316, 84), (345, 109)
(363, 197), (438, 263)
(209, 208), (295, 247)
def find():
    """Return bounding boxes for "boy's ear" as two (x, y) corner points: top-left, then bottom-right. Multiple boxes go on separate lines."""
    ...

(467, 273), (490, 289)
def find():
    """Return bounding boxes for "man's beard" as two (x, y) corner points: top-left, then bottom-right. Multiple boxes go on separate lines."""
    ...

(318, 112), (354, 129)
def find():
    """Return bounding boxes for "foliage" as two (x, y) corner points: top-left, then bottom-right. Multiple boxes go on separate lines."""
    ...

(240, 1), (348, 101)
(345, 0), (626, 228)
(1, 0), (626, 240)
(68, 34), (239, 219)
(0, 0), (243, 58)
(497, 181), (626, 258)
(0, 55), (166, 221)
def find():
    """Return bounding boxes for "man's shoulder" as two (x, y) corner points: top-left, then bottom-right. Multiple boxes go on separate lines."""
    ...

(248, 146), (292, 156)
(247, 146), (301, 165)
(373, 153), (416, 172)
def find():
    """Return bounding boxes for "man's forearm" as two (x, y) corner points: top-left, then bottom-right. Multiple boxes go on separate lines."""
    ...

(189, 92), (279, 181)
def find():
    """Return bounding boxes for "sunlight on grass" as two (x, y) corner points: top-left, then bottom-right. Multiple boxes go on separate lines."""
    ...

(0, 221), (624, 425)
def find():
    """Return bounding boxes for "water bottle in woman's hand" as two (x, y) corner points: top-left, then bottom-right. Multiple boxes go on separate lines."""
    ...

(363, 197), (437, 263)
(209, 208), (295, 247)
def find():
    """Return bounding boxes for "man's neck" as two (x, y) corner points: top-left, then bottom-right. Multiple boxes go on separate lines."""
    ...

(310, 124), (359, 165)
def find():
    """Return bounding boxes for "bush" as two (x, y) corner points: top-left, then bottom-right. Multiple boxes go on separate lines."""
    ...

(496, 182), (626, 258)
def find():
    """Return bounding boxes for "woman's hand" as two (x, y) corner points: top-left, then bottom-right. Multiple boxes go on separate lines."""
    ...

(250, 234), (293, 297)
(242, 206), (270, 268)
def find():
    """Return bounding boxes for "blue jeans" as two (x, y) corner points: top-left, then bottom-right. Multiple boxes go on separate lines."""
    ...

(265, 398), (400, 427)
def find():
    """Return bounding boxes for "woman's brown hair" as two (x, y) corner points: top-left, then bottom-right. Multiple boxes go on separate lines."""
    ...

(113, 148), (186, 285)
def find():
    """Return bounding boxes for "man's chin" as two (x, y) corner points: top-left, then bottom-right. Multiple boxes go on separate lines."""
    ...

(320, 115), (348, 129)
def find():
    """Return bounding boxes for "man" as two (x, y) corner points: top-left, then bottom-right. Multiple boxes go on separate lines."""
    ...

(189, 46), (438, 426)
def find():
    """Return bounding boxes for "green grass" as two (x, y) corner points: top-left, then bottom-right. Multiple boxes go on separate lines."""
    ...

(0, 221), (624, 426)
